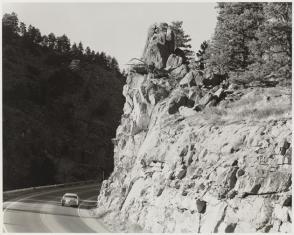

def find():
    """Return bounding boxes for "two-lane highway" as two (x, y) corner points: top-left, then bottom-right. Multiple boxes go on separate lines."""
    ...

(3, 184), (109, 233)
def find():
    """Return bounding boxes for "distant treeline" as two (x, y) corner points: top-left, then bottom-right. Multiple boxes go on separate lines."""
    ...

(2, 12), (121, 73)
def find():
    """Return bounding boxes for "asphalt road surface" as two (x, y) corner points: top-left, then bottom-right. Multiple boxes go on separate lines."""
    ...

(3, 183), (109, 233)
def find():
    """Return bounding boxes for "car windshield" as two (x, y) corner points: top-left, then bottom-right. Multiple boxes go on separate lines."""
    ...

(64, 195), (77, 199)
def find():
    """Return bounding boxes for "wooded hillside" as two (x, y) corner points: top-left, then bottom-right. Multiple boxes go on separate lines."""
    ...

(3, 12), (125, 190)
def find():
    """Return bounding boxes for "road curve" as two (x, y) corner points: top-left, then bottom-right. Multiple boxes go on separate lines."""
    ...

(3, 183), (109, 233)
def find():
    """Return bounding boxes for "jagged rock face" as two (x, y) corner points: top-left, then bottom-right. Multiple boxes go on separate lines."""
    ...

(166, 54), (183, 70)
(97, 75), (291, 233)
(170, 64), (189, 80)
(96, 24), (292, 233)
(180, 70), (204, 88)
(142, 23), (175, 69)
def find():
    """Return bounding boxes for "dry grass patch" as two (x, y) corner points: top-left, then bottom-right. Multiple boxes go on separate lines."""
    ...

(233, 103), (291, 121)
(189, 87), (291, 125)
(227, 87), (291, 121)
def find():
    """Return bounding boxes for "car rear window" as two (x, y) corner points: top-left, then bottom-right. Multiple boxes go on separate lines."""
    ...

(64, 195), (77, 199)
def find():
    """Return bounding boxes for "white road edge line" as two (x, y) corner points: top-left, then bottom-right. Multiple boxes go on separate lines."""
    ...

(3, 222), (8, 233)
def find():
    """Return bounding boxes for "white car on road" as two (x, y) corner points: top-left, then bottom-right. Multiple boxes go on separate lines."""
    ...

(61, 193), (80, 207)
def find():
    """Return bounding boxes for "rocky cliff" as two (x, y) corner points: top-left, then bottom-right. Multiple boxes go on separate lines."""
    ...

(96, 23), (292, 233)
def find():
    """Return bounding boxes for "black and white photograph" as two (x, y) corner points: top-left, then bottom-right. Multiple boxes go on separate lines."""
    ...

(1, 0), (292, 233)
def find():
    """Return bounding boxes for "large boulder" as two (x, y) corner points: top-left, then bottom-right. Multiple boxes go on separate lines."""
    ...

(179, 70), (200, 87)
(188, 86), (203, 104)
(142, 23), (175, 69)
(168, 92), (194, 114)
(194, 72), (204, 86)
(166, 54), (183, 70)
(170, 64), (188, 80)
(213, 87), (225, 99)
(198, 92), (214, 106)
(179, 106), (197, 117)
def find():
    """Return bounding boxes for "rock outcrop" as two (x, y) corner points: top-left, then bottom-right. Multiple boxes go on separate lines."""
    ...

(142, 23), (175, 69)
(96, 23), (292, 233)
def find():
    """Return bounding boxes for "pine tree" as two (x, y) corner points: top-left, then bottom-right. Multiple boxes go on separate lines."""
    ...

(170, 21), (193, 60)
(56, 35), (71, 53)
(33, 28), (42, 44)
(2, 12), (19, 34)
(48, 33), (56, 49)
(26, 25), (34, 41)
(206, 2), (292, 83)
(110, 57), (119, 72)
(99, 52), (107, 67)
(85, 46), (92, 59)
(249, 2), (292, 80)
(206, 2), (264, 73)
(19, 22), (26, 36)
(94, 52), (100, 63)
(106, 55), (112, 69)
(70, 43), (80, 57)
(78, 42), (84, 55)
(90, 50), (96, 61)
(26, 25), (42, 44)
(196, 41), (209, 70)
(41, 35), (49, 47)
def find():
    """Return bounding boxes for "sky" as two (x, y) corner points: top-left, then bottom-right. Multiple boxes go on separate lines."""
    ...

(2, 2), (218, 70)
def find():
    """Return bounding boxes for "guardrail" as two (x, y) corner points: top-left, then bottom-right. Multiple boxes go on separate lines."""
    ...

(3, 179), (99, 201)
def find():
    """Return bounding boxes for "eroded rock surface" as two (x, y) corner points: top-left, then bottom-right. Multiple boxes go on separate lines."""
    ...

(142, 23), (175, 69)
(96, 23), (292, 233)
